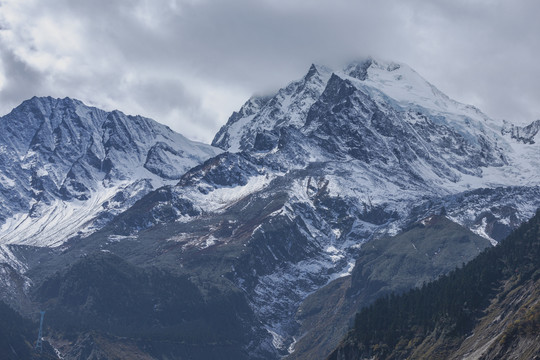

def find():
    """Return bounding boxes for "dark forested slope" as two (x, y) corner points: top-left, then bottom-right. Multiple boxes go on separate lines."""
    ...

(33, 252), (257, 360)
(329, 209), (540, 360)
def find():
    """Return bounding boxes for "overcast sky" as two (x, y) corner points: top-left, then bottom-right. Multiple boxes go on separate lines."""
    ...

(0, 0), (539, 143)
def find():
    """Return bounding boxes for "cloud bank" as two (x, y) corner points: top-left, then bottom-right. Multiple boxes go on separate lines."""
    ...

(1, 0), (539, 142)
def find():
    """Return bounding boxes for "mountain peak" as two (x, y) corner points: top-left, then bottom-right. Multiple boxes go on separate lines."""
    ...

(21, 95), (84, 109)
(343, 58), (374, 80)
(304, 63), (332, 81)
(303, 64), (333, 81)
(305, 63), (319, 79)
(0, 97), (221, 246)
(343, 57), (403, 79)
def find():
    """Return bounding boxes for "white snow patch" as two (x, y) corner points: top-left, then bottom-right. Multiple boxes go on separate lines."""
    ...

(186, 174), (274, 213)
(107, 234), (137, 242)
(471, 217), (498, 246)
(339, 261), (356, 277)
(325, 245), (344, 263)
(225, 114), (257, 153)
(1, 184), (128, 247)
(51, 344), (65, 360)
(36, 167), (48, 177)
(0, 174), (15, 188)
(200, 235), (218, 249)
(267, 329), (286, 351)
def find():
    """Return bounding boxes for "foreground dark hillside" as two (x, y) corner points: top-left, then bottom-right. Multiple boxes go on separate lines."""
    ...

(33, 253), (258, 360)
(0, 301), (58, 359)
(329, 209), (540, 360)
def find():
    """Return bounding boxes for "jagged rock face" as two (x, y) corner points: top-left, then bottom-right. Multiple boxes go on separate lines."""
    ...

(502, 119), (540, 144)
(304, 73), (503, 181)
(212, 64), (331, 152)
(0, 96), (220, 246)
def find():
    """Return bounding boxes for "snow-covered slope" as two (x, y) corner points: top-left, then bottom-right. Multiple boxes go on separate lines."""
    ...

(0, 96), (221, 247)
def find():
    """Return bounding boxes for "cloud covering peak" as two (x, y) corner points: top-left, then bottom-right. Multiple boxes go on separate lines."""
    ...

(1, 0), (539, 142)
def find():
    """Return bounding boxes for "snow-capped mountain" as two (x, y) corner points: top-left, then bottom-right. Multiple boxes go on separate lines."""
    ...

(0, 96), (221, 248)
(66, 58), (539, 357)
(214, 58), (538, 186)
(1, 59), (539, 359)
(210, 58), (539, 239)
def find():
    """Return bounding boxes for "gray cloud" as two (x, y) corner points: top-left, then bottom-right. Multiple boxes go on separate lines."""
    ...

(0, 0), (539, 143)
(0, 48), (45, 105)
